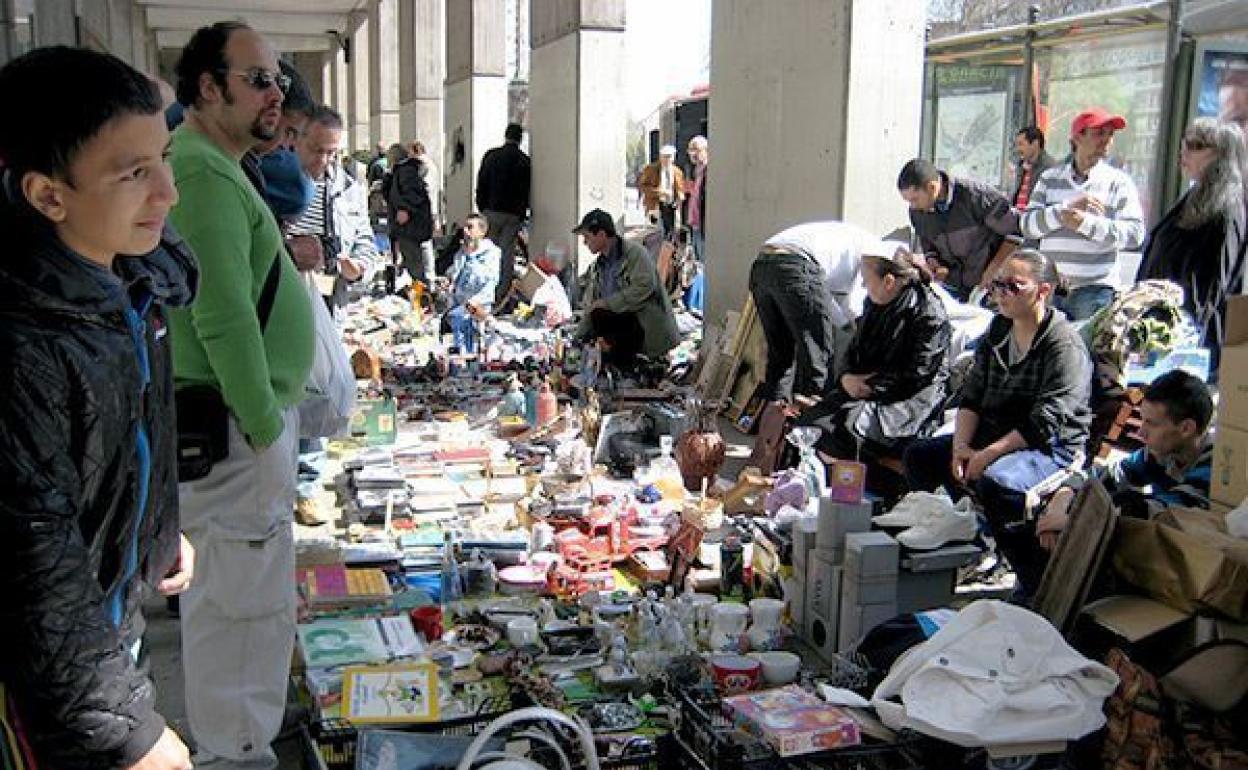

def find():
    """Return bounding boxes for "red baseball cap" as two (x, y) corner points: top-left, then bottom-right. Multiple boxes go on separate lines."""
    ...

(1071, 107), (1127, 136)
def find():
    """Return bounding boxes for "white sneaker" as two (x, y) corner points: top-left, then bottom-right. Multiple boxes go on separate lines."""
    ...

(872, 491), (953, 528)
(896, 498), (977, 550)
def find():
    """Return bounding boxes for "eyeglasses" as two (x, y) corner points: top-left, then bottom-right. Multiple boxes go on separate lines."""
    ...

(221, 67), (290, 93)
(1182, 137), (1210, 151)
(989, 278), (1032, 296)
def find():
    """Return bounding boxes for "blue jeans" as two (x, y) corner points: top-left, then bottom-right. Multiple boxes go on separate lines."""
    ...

(903, 435), (1069, 597)
(1057, 283), (1116, 322)
(448, 305), (480, 353)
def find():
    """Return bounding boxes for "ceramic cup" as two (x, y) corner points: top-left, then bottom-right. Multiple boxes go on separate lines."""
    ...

(710, 654), (762, 694)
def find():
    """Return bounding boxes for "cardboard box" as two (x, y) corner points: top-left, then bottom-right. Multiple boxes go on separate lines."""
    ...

(844, 532), (900, 578)
(1212, 425), (1248, 507)
(1220, 295), (1248, 432)
(816, 498), (872, 551)
(723, 686), (860, 756)
(805, 611), (839, 661)
(842, 573), (898, 606)
(838, 600), (897, 652)
(805, 557), (842, 621)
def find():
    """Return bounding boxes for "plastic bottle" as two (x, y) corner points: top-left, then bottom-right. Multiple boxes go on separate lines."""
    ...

(651, 435), (686, 502)
(440, 532), (463, 613)
(536, 379), (558, 427)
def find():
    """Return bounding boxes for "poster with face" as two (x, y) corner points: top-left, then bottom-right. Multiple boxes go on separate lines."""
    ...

(1192, 45), (1248, 135)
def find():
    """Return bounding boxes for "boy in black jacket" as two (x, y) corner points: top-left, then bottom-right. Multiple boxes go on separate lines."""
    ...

(0, 47), (197, 770)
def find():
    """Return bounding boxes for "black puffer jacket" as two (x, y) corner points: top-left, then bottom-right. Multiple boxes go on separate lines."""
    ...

(0, 205), (198, 770)
(386, 156), (434, 243)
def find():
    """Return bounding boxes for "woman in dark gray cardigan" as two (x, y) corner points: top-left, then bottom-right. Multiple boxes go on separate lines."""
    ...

(903, 249), (1092, 599)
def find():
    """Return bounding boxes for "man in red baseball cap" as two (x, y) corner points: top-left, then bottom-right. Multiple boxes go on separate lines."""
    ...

(1020, 105), (1145, 320)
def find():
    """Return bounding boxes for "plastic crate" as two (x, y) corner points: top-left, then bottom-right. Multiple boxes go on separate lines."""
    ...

(673, 691), (924, 770)
(306, 699), (662, 770)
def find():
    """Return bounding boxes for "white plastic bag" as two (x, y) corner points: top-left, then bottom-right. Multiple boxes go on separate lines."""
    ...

(299, 282), (355, 439)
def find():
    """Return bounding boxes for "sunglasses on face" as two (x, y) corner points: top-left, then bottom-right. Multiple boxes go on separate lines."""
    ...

(1182, 137), (1210, 151)
(989, 278), (1033, 296)
(222, 68), (291, 93)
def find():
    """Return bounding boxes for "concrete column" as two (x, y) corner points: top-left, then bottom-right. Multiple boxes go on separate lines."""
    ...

(348, 13), (371, 153)
(107, 0), (133, 65)
(320, 54), (333, 104)
(399, 0), (446, 168)
(704, 0), (926, 328)
(294, 51), (325, 105)
(31, 0), (75, 48)
(368, 0), (401, 148)
(443, 0), (507, 224)
(331, 39), (351, 129)
(529, 0), (626, 272)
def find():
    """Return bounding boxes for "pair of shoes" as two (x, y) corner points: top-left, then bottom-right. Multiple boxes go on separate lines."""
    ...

(295, 498), (328, 527)
(894, 497), (978, 550)
(872, 491), (952, 528)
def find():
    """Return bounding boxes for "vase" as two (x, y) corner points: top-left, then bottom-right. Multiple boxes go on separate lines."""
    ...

(676, 428), (726, 493)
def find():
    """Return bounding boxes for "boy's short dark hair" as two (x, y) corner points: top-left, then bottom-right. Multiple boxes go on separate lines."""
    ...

(175, 21), (249, 108)
(897, 158), (941, 191)
(505, 122), (524, 143)
(0, 46), (161, 185)
(1145, 370), (1214, 431)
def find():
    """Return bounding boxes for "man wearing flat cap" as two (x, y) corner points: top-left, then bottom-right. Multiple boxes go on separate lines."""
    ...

(1021, 106), (1145, 320)
(638, 145), (685, 238)
(574, 209), (680, 369)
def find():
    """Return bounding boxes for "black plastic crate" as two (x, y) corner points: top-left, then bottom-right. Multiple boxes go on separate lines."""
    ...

(674, 691), (924, 770)
(306, 700), (662, 770)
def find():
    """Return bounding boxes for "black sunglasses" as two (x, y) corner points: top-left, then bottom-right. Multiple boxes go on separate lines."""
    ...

(1182, 137), (1210, 151)
(221, 67), (291, 93)
(989, 278), (1032, 296)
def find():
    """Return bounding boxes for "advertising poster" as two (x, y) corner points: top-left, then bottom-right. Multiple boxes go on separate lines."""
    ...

(1192, 44), (1248, 136)
(931, 65), (1018, 188)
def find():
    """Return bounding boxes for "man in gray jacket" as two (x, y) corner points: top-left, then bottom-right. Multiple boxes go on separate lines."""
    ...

(574, 209), (679, 368)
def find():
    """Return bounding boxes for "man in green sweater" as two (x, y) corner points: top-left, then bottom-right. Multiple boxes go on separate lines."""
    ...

(166, 22), (314, 770)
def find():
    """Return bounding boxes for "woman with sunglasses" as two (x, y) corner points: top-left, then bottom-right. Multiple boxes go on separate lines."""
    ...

(903, 249), (1092, 600)
(797, 243), (950, 496)
(1136, 118), (1247, 375)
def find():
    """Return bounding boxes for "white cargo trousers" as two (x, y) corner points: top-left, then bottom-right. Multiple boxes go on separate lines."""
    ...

(178, 407), (299, 770)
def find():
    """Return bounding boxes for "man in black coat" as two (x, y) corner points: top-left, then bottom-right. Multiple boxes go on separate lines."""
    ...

(0, 47), (197, 770)
(387, 149), (435, 283)
(476, 122), (531, 304)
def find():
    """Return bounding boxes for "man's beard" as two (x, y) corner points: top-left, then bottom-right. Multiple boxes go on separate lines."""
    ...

(250, 116), (277, 142)
(222, 82), (277, 142)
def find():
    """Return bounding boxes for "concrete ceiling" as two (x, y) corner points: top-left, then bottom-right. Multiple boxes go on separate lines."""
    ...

(137, 0), (367, 53)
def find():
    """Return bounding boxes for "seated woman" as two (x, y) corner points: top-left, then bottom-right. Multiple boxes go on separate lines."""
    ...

(797, 243), (950, 494)
(903, 249), (1092, 600)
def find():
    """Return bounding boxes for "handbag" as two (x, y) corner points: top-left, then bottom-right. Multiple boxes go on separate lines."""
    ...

(298, 279), (356, 439)
(174, 252), (282, 482)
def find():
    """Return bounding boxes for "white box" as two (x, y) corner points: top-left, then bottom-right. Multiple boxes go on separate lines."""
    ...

(838, 600), (897, 652)
(805, 611), (840, 662)
(816, 498), (873, 551)
(804, 557), (842, 627)
(841, 573), (898, 607)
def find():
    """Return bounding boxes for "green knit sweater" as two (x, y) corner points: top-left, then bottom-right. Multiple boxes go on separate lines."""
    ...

(167, 126), (314, 448)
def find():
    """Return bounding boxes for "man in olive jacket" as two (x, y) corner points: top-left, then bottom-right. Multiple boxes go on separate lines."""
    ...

(574, 209), (679, 367)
